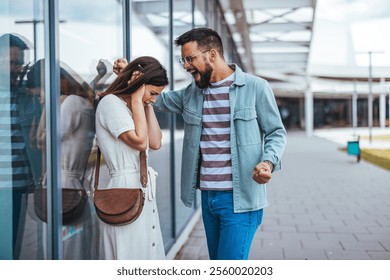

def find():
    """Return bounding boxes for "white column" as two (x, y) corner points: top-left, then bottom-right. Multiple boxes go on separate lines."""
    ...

(380, 93), (386, 128)
(368, 52), (373, 142)
(304, 87), (313, 137)
(352, 81), (358, 129)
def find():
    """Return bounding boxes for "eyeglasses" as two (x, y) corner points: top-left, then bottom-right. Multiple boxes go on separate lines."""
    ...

(179, 50), (210, 66)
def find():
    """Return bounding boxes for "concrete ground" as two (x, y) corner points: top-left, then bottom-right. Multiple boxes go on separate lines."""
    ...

(175, 129), (390, 260)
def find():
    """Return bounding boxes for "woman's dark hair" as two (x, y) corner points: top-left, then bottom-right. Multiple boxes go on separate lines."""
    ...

(103, 56), (168, 96)
(174, 27), (224, 57)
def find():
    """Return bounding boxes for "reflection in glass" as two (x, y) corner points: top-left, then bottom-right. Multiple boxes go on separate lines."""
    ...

(25, 59), (96, 259)
(0, 33), (43, 260)
(58, 0), (123, 259)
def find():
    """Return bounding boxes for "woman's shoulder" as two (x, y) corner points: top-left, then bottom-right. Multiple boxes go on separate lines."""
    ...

(97, 94), (121, 110)
(100, 93), (121, 104)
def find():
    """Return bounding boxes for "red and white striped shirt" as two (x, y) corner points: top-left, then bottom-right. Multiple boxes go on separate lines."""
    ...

(200, 73), (234, 190)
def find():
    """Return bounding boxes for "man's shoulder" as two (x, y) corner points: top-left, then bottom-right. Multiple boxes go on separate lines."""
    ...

(244, 72), (268, 83)
(232, 64), (269, 86)
(240, 72), (270, 89)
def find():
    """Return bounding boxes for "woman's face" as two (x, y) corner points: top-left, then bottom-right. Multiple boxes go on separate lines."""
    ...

(142, 84), (164, 106)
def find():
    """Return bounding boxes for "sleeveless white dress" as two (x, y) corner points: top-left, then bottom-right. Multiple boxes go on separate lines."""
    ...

(95, 94), (165, 260)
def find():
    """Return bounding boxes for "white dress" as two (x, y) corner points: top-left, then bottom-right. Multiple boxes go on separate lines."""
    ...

(95, 94), (165, 260)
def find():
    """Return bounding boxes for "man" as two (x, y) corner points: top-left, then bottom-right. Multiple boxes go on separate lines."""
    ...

(0, 33), (41, 259)
(153, 27), (287, 260)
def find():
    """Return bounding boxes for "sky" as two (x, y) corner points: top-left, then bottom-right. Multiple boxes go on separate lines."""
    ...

(310, 0), (390, 73)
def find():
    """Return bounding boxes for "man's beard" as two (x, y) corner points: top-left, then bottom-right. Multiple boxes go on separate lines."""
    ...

(195, 63), (213, 89)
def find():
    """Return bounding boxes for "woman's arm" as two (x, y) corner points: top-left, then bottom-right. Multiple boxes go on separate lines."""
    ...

(118, 86), (148, 151)
(145, 105), (162, 150)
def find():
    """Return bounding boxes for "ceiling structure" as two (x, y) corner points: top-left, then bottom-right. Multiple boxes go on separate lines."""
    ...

(133, 0), (318, 94)
(219, 0), (317, 93)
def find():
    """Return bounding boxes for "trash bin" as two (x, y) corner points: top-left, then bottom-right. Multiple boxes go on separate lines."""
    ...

(347, 139), (360, 162)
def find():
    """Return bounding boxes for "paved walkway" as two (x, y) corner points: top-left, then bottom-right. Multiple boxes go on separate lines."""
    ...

(175, 130), (390, 260)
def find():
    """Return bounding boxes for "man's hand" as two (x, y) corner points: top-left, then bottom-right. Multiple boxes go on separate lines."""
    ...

(252, 162), (272, 184)
(113, 58), (128, 75)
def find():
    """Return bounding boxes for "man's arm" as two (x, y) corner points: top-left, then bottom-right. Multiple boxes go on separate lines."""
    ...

(153, 85), (190, 114)
(255, 79), (287, 173)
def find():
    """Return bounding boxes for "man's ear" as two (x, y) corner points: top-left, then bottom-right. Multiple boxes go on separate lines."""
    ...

(209, 49), (218, 62)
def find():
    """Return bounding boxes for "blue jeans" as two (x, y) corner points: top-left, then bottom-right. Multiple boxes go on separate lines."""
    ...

(201, 190), (263, 260)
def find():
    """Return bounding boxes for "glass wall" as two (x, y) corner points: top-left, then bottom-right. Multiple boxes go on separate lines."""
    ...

(0, 0), (46, 260)
(131, 0), (175, 251)
(0, 0), (240, 260)
(172, 0), (196, 239)
(57, 0), (123, 259)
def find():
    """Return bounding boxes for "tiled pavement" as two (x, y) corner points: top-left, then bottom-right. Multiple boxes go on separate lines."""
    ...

(175, 130), (390, 260)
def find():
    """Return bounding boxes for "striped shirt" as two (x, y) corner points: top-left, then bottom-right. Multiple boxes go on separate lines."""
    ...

(0, 90), (33, 188)
(200, 73), (234, 190)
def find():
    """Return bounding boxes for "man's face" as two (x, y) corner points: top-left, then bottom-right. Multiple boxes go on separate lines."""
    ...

(180, 41), (213, 89)
(9, 46), (25, 86)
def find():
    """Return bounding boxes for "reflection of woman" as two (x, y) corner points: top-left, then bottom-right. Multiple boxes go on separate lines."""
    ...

(95, 56), (168, 260)
(27, 60), (96, 259)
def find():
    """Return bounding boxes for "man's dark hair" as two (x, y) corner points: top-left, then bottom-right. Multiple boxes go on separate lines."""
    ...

(174, 27), (224, 57)
(0, 33), (29, 50)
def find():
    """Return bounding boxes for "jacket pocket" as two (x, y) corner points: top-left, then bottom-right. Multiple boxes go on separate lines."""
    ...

(182, 111), (202, 147)
(233, 107), (261, 146)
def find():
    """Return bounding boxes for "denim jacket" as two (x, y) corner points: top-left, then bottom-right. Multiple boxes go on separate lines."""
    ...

(154, 65), (286, 213)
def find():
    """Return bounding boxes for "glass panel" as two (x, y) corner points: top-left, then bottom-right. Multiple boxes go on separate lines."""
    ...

(192, 1), (207, 210)
(57, 0), (123, 259)
(172, 0), (197, 236)
(0, 0), (46, 260)
(131, 0), (174, 250)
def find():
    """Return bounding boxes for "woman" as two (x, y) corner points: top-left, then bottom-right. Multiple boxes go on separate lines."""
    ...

(95, 56), (168, 260)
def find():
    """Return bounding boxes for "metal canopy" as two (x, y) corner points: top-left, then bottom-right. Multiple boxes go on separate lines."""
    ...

(220, 0), (317, 91)
(132, 0), (317, 91)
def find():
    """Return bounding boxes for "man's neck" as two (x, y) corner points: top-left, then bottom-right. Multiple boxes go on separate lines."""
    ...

(210, 63), (234, 83)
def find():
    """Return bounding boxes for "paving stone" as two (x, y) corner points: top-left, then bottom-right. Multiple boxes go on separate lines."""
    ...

(262, 224), (297, 233)
(340, 241), (385, 251)
(354, 233), (390, 243)
(317, 233), (358, 242)
(262, 239), (302, 250)
(367, 251), (390, 260)
(375, 216), (390, 227)
(325, 250), (372, 260)
(249, 248), (284, 260)
(379, 241), (390, 251)
(253, 231), (281, 240)
(331, 225), (370, 234)
(297, 225), (333, 233)
(301, 239), (343, 251)
(278, 217), (312, 226)
(284, 248), (328, 260)
(366, 226), (390, 234)
(281, 232), (319, 240)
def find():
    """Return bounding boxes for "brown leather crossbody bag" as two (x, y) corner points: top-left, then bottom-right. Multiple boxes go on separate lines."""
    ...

(93, 148), (147, 225)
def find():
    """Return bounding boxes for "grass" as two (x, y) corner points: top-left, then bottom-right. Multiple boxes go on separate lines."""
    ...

(340, 147), (390, 171)
(360, 149), (390, 171)
(359, 135), (390, 141)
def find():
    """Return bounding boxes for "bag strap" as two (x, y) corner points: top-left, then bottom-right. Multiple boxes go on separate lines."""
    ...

(94, 147), (148, 192)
